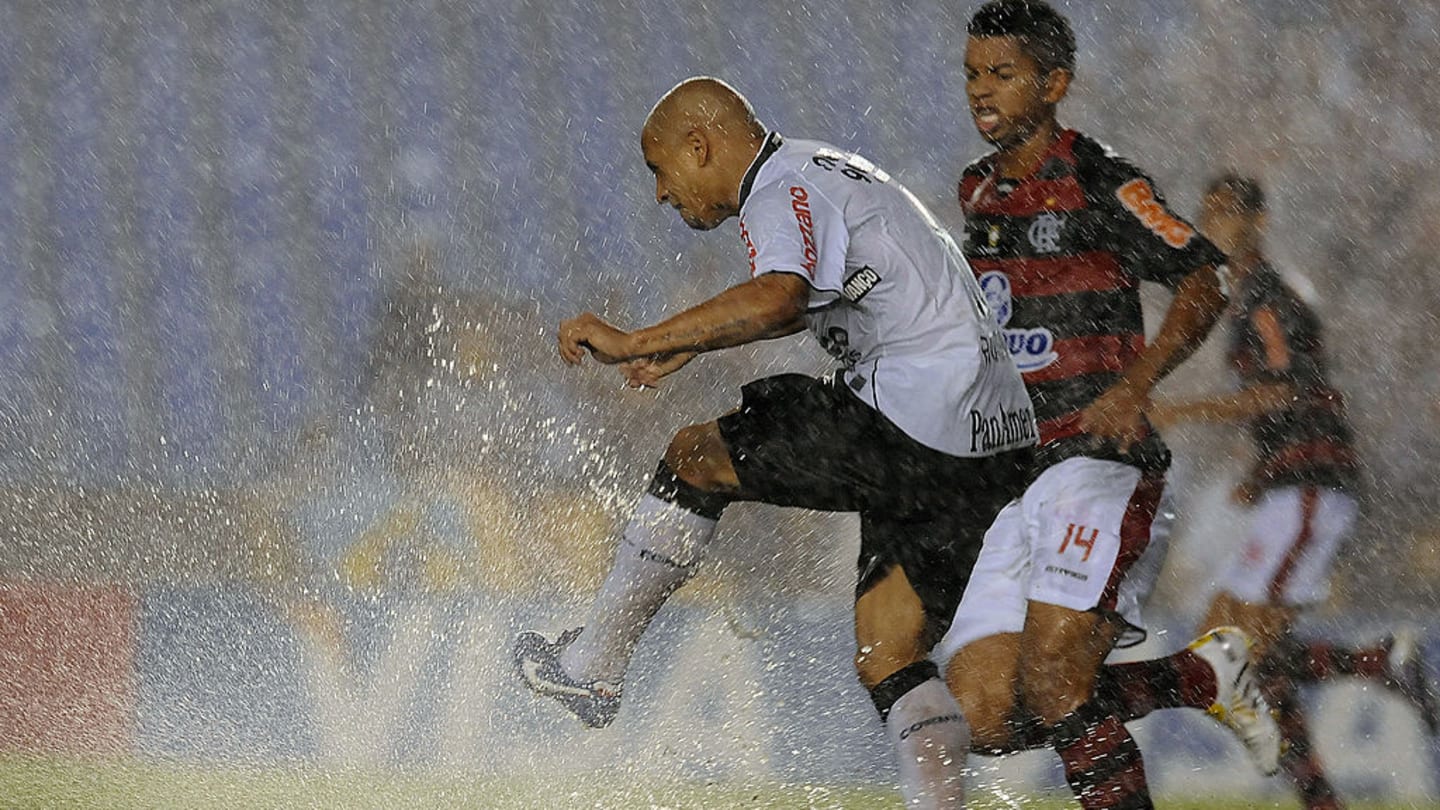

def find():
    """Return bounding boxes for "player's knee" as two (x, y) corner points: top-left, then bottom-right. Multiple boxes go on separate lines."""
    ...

(864, 659), (942, 721)
(946, 656), (1014, 750)
(1018, 662), (1089, 725)
(646, 457), (730, 521)
(852, 567), (928, 689)
(663, 423), (735, 493)
(853, 645), (914, 691)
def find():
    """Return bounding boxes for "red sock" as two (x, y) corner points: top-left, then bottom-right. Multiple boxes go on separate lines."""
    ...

(1269, 634), (1388, 684)
(1262, 670), (1342, 810)
(1094, 648), (1218, 721)
(1054, 710), (1155, 810)
(1301, 642), (1388, 681)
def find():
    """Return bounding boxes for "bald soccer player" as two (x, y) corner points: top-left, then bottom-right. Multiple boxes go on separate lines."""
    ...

(514, 77), (1037, 807)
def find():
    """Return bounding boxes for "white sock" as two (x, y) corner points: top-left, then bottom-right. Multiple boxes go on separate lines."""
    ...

(887, 677), (970, 809)
(560, 493), (718, 686)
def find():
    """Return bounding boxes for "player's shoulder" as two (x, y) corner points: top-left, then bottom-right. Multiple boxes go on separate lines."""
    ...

(741, 138), (845, 224)
(787, 137), (883, 182)
(769, 136), (850, 173)
(1248, 263), (1310, 312)
(961, 151), (997, 178)
(958, 152), (997, 202)
(1069, 131), (1156, 195)
(755, 137), (832, 185)
(784, 135), (842, 157)
(762, 137), (872, 203)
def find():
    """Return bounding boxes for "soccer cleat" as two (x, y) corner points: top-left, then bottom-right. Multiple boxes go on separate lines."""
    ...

(1385, 625), (1440, 735)
(1188, 626), (1282, 776)
(513, 627), (622, 729)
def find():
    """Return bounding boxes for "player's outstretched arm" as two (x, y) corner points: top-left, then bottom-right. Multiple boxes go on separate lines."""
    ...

(630, 272), (808, 359)
(628, 272), (809, 358)
(558, 312), (633, 366)
(620, 291), (813, 388)
(558, 272), (807, 369)
(558, 270), (812, 371)
(1079, 265), (1228, 448)
(1148, 381), (1296, 430)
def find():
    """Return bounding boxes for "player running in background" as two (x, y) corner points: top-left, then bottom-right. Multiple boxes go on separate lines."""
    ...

(931, 3), (1278, 808)
(514, 76), (1037, 807)
(1147, 173), (1440, 810)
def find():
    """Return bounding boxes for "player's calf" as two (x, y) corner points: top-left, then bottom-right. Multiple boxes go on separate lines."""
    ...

(857, 569), (969, 808)
(513, 456), (730, 726)
(853, 565), (929, 690)
(874, 661), (970, 809)
(944, 633), (1021, 753)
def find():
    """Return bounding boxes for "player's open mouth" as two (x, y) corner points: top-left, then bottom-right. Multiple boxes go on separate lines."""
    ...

(972, 107), (1002, 135)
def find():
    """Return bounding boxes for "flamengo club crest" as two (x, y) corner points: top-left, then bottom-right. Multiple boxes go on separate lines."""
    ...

(1027, 211), (1065, 253)
(979, 271), (1058, 372)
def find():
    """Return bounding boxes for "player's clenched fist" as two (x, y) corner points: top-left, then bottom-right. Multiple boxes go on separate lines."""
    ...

(1079, 378), (1151, 452)
(558, 312), (632, 365)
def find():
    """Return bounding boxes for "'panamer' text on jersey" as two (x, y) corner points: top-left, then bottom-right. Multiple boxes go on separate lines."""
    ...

(738, 133), (1035, 458)
(959, 129), (1227, 471)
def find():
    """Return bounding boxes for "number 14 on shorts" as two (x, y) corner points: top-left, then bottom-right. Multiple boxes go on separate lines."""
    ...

(1058, 523), (1099, 562)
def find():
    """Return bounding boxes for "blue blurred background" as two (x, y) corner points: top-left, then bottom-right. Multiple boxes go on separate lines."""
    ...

(2, 0), (1437, 601)
(1, 1), (1439, 801)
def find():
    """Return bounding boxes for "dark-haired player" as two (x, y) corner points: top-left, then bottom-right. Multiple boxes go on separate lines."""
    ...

(932, 3), (1277, 808)
(1147, 174), (1439, 810)
(514, 76), (1038, 807)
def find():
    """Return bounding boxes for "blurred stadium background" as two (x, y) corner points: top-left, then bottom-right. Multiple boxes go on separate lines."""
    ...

(1, 0), (1439, 806)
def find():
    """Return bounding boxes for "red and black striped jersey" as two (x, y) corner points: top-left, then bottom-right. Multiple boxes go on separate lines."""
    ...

(958, 129), (1226, 471)
(1228, 264), (1359, 493)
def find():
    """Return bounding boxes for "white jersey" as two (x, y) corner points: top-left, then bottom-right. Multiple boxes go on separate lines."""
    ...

(737, 133), (1036, 458)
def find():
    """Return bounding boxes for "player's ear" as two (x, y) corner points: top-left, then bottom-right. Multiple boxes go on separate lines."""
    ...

(684, 129), (709, 166)
(1041, 68), (1071, 105)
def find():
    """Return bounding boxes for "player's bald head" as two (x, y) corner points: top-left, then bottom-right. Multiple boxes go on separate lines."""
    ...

(642, 77), (765, 146)
(640, 77), (767, 231)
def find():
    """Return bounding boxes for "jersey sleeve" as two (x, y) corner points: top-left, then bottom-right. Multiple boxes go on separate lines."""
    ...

(1250, 305), (1295, 380)
(738, 175), (849, 296)
(1093, 159), (1227, 289)
(1247, 286), (1323, 388)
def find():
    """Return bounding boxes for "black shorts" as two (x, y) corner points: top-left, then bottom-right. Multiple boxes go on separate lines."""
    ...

(716, 373), (1034, 647)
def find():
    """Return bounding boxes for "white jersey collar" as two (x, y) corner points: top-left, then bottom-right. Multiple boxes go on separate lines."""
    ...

(737, 131), (784, 209)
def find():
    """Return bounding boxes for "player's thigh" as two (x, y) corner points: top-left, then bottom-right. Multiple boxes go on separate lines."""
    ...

(1016, 600), (1123, 723)
(1021, 457), (1169, 647)
(714, 373), (890, 512)
(1217, 485), (1358, 609)
(945, 632), (1021, 750)
(663, 419), (740, 492)
(854, 450), (1032, 655)
(853, 564), (929, 687)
